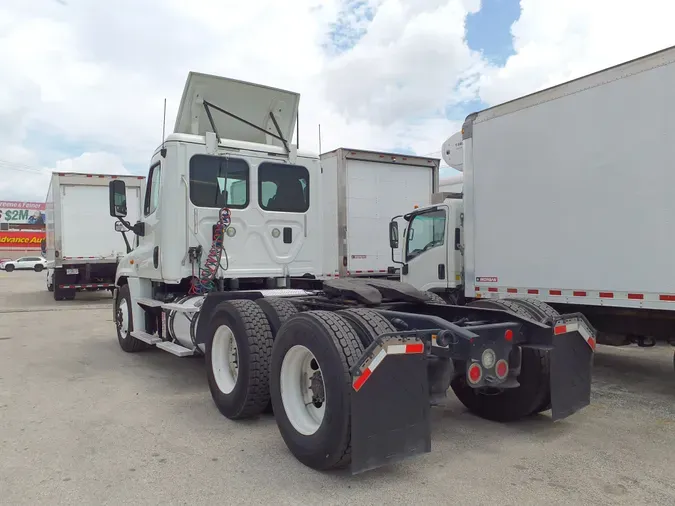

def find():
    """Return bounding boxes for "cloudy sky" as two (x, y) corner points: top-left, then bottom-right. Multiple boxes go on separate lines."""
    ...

(1, 0), (674, 202)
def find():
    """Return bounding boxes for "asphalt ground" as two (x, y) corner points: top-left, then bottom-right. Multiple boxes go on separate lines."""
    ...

(1, 270), (674, 505)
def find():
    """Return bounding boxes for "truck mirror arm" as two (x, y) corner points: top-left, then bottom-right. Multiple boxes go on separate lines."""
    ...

(120, 230), (132, 254)
(116, 218), (146, 238)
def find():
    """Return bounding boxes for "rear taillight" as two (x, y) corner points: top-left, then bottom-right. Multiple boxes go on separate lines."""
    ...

(467, 363), (482, 384)
(495, 359), (509, 380)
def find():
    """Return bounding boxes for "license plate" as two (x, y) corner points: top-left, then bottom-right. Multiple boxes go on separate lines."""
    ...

(66, 268), (79, 275)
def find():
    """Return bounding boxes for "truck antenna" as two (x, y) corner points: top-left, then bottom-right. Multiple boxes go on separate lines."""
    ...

(160, 98), (167, 158)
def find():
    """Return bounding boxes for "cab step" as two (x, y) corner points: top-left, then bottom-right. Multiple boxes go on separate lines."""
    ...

(156, 341), (195, 357)
(131, 330), (162, 345)
(136, 298), (164, 308)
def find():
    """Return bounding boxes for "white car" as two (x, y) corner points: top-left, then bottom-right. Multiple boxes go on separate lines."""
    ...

(0, 256), (48, 272)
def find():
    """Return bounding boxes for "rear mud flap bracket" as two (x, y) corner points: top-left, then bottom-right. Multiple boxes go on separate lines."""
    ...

(349, 336), (431, 474)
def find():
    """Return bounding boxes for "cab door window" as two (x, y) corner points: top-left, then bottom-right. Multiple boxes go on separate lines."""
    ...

(144, 163), (162, 216)
(405, 208), (446, 262)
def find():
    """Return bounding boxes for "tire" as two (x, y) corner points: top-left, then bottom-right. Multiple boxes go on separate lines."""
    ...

(256, 298), (299, 336)
(450, 299), (550, 422)
(34, 264), (44, 272)
(4, 264), (14, 272)
(424, 291), (446, 304)
(337, 308), (396, 348)
(503, 297), (561, 414)
(270, 311), (364, 471)
(205, 299), (274, 420)
(115, 284), (149, 352)
(255, 297), (299, 414)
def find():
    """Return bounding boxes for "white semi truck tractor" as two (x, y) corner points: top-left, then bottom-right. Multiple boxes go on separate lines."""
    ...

(107, 71), (596, 474)
(398, 45), (675, 371)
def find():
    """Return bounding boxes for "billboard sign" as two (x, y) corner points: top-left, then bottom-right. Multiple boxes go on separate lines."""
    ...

(0, 231), (46, 249)
(0, 201), (46, 225)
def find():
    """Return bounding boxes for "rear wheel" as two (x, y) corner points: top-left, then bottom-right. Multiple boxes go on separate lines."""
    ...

(270, 311), (364, 471)
(255, 297), (299, 413)
(503, 297), (560, 414)
(205, 299), (273, 420)
(450, 299), (550, 422)
(338, 308), (396, 348)
(4, 264), (14, 272)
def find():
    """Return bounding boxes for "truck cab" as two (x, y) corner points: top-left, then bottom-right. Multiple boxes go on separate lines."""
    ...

(391, 193), (464, 301)
(108, 72), (323, 333)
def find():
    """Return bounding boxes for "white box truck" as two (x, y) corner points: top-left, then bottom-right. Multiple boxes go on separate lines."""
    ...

(319, 148), (439, 278)
(101, 71), (595, 474)
(45, 172), (144, 300)
(397, 44), (675, 368)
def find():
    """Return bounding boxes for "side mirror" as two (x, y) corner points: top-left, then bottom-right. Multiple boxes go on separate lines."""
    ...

(389, 221), (399, 249)
(114, 221), (126, 232)
(109, 180), (127, 218)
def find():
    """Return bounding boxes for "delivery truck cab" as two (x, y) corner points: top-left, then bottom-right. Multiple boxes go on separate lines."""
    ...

(397, 193), (464, 302)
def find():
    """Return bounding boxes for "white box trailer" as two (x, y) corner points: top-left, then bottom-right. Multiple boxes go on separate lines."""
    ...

(320, 148), (439, 279)
(45, 172), (144, 300)
(402, 45), (675, 357)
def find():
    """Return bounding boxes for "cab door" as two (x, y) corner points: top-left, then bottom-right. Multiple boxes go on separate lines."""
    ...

(134, 161), (163, 280)
(401, 206), (450, 292)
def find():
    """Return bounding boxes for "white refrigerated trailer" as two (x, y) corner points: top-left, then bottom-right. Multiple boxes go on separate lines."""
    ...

(45, 172), (144, 300)
(398, 44), (675, 366)
(320, 148), (439, 278)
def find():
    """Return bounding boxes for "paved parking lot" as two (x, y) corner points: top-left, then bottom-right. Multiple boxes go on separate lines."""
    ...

(1, 271), (674, 505)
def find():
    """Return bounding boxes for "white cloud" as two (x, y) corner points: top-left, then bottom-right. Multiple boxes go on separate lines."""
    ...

(477, 0), (675, 106)
(2, 0), (675, 202)
(0, 152), (130, 203)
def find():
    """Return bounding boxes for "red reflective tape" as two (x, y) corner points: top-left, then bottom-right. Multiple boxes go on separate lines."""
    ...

(488, 287), (498, 292)
(588, 337), (597, 350)
(528, 289), (539, 294)
(86, 174), (93, 177)
(573, 291), (586, 297)
(628, 293), (644, 300)
(599, 292), (613, 298)
(660, 294), (675, 301)
(405, 343), (424, 354)
(475, 286), (480, 292)
(353, 368), (372, 392)
(507, 288), (517, 294)
(554, 325), (567, 335)
(550, 290), (562, 296)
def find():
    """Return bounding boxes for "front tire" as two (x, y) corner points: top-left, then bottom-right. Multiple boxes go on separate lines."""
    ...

(205, 300), (274, 420)
(424, 291), (446, 304)
(450, 299), (550, 422)
(270, 311), (364, 471)
(115, 284), (149, 352)
(34, 264), (44, 272)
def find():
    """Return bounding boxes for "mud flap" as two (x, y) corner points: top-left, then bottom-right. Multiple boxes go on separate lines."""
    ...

(549, 315), (596, 421)
(350, 337), (431, 474)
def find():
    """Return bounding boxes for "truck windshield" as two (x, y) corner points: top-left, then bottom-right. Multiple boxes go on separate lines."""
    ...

(406, 208), (446, 262)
